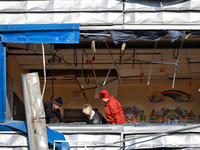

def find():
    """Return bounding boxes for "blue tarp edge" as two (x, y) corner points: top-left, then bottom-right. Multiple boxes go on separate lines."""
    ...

(0, 42), (6, 122)
(0, 24), (79, 44)
(0, 121), (70, 150)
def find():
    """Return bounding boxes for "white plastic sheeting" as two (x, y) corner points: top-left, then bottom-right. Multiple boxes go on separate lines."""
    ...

(125, 12), (200, 24)
(0, 13), (123, 25)
(1, 123), (200, 149)
(125, 0), (200, 11)
(0, 0), (122, 12)
(0, 131), (28, 149)
(22, 72), (48, 150)
(0, 0), (200, 30)
(48, 123), (200, 149)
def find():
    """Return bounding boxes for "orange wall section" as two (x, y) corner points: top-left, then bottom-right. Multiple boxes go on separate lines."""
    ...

(6, 55), (26, 101)
(42, 79), (200, 123)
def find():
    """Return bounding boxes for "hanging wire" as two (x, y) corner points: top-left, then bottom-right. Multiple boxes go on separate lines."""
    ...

(73, 48), (77, 67)
(84, 50), (100, 93)
(84, 69), (89, 84)
(55, 54), (89, 102)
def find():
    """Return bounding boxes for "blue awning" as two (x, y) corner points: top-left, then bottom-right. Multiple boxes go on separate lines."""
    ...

(0, 24), (79, 43)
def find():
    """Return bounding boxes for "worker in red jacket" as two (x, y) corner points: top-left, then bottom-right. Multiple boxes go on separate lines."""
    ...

(99, 90), (126, 124)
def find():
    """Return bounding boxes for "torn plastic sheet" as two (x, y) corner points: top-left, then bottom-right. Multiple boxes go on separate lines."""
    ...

(190, 30), (200, 36)
(136, 30), (166, 41)
(83, 30), (196, 44)
(111, 30), (166, 44)
(110, 30), (137, 44)
(167, 30), (185, 42)
(81, 30), (108, 41)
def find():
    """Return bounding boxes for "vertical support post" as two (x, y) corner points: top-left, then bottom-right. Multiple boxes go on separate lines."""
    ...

(0, 42), (6, 122)
(84, 50), (101, 93)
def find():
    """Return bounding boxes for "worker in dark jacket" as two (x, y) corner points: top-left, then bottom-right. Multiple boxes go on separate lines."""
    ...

(43, 97), (64, 123)
(82, 104), (108, 124)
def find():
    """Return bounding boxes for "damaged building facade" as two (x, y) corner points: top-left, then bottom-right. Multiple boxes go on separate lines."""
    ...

(1, 0), (200, 149)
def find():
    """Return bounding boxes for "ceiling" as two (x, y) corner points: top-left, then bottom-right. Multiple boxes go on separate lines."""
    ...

(6, 34), (200, 81)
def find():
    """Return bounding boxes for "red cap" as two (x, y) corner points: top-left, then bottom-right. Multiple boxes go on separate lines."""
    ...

(99, 90), (110, 98)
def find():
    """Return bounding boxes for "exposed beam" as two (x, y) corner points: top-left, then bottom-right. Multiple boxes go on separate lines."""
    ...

(30, 69), (119, 77)
(54, 39), (200, 49)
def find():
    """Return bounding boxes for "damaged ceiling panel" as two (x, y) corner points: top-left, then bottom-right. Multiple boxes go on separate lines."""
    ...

(6, 33), (200, 80)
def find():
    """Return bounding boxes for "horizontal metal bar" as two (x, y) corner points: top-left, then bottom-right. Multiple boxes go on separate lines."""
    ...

(152, 62), (176, 65)
(189, 61), (200, 64)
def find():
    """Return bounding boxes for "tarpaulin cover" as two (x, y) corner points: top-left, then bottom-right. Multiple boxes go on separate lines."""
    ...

(135, 30), (166, 41)
(110, 30), (137, 44)
(0, 120), (27, 132)
(82, 30), (167, 45)
(0, 42), (6, 122)
(0, 24), (79, 44)
(190, 31), (200, 36)
(81, 30), (107, 41)
(167, 30), (185, 42)
(111, 30), (166, 44)
(83, 30), (200, 44)
(47, 127), (70, 150)
(0, 120), (70, 150)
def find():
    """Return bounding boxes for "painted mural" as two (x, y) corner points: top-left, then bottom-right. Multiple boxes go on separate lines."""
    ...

(149, 90), (194, 103)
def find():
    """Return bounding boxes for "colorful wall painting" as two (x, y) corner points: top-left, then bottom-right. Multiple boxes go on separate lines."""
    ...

(149, 91), (165, 103)
(151, 107), (195, 124)
(149, 90), (194, 103)
(123, 106), (146, 124)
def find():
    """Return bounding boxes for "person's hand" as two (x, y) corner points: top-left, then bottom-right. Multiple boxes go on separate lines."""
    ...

(60, 122), (63, 125)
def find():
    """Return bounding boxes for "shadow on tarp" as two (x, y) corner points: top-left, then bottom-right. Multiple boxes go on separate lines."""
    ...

(0, 120), (69, 150)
